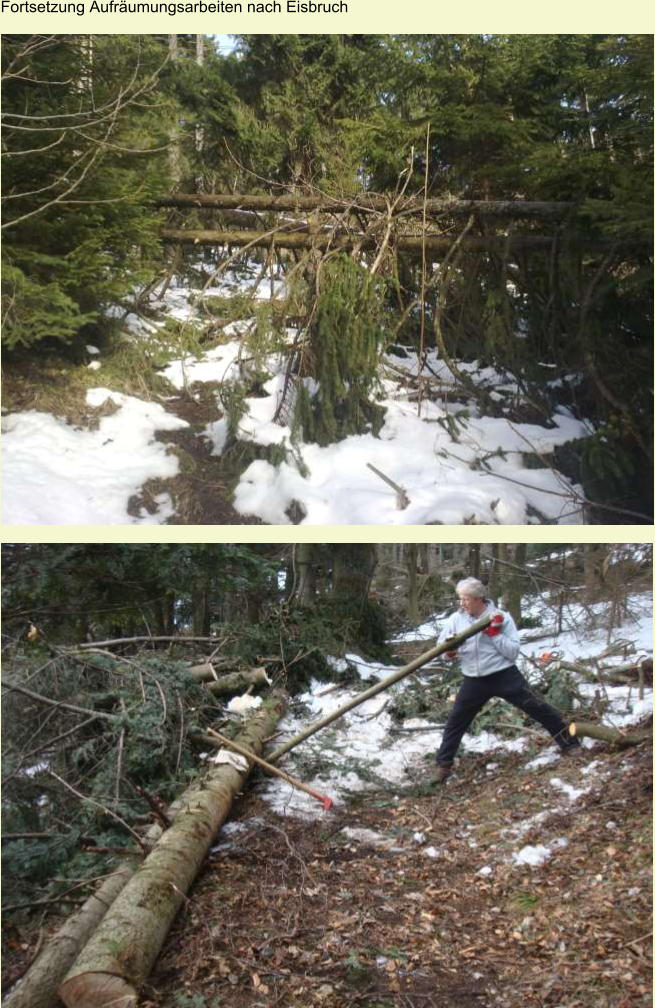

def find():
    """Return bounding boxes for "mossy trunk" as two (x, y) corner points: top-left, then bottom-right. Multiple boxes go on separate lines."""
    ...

(4, 773), (202, 1008)
(58, 692), (287, 1008)
(3, 866), (134, 1008)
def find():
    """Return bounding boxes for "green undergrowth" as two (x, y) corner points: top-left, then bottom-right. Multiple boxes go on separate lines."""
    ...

(1, 315), (209, 421)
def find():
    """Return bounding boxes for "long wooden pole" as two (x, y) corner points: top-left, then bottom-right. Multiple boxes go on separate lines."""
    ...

(204, 728), (334, 810)
(265, 613), (493, 764)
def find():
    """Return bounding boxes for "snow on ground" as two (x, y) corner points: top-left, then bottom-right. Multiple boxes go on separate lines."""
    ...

(2, 268), (594, 525)
(220, 363), (589, 525)
(248, 594), (652, 873)
(1, 389), (186, 524)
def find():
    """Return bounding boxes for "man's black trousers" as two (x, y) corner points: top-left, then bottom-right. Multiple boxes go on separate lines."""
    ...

(436, 665), (579, 767)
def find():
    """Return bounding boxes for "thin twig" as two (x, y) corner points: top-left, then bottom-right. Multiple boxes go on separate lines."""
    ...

(48, 770), (146, 851)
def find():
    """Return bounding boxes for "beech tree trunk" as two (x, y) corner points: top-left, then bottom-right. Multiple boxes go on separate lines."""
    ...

(58, 693), (286, 1008)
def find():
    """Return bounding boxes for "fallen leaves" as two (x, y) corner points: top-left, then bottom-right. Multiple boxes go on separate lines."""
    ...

(138, 739), (652, 1008)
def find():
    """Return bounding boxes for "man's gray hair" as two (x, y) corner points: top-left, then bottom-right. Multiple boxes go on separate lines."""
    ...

(456, 577), (487, 598)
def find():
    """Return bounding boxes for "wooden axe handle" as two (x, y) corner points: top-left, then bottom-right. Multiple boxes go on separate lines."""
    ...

(206, 728), (334, 811)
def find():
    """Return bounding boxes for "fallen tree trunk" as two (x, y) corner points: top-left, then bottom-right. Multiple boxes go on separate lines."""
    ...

(569, 721), (651, 748)
(266, 613), (493, 764)
(187, 659), (235, 680)
(58, 692), (287, 1008)
(77, 636), (221, 650)
(2, 771), (212, 1008)
(2, 866), (134, 1008)
(193, 666), (271, 695)
(156, 193), (577, 218)
(162, 228), (572, 254)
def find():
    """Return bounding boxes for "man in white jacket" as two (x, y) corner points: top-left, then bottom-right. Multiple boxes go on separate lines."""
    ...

(432, 576), (580, 784)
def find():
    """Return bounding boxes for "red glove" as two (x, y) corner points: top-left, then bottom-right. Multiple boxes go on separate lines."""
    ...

(483, 613), (504, 637)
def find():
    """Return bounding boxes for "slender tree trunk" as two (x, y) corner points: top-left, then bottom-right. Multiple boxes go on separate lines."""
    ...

(156, 193), (577, 218)
(168, 35), (182, 185)
(59, 694), (287, 1008)
(406, 543), (419, 625)
(488, 544), (501, 603)
(569, 721), (650, 748)
(191, 575), (210, 637)
(504, 544), (526, 625)
(162, 228), (591, 254)
(202, 668), (270, 696)
(294, 543), (318, 606)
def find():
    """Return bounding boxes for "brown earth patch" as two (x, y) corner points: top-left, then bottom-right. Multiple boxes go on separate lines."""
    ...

(137, 726), (652, 1008)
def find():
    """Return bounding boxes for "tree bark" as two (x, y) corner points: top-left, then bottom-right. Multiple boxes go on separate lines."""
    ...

(504, 544), (526, 625)
(77, 636), (220, 649)
(156, 193), (577, 218)
(569, 721), (651, 748)
(406, 543), (419, 626)
(3, 867), (135, 1008)
(3, 774), (200, 1008)
(58, 693), (287, 1008)
(293, 543), (318, 606)
(331, 544), (377, 602)
(161, 228), (577, 254)
(202, 667), (271, 696)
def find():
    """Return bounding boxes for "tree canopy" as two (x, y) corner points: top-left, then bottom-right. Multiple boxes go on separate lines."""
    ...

(1, 34), (652, 518)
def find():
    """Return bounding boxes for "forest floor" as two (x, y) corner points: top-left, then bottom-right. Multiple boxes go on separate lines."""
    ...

(140, 726), (652, 1008)
(139, 390), (262, 525)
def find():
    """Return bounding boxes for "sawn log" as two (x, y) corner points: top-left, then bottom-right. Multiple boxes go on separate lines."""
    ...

(569, 721), (651, 748)
(58, 692), (287, 1008)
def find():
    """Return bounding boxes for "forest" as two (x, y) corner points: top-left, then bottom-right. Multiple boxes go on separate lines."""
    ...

(1, 34), (653, 525)
(1, 541), (652, 1008)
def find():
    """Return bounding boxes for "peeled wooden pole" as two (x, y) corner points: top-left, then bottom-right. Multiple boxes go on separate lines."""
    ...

(205, 728), (334, 810)
(58, 693), (287, 1008)
(266, 613), (493, 764)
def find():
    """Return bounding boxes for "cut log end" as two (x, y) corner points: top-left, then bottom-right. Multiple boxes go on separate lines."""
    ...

(59, 971), (136, 1008)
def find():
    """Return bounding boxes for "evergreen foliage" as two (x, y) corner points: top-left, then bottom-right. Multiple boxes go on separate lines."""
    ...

(294, 255), (389, 445)
(1, 36), (174, 349)
(1, 33), (652, 517)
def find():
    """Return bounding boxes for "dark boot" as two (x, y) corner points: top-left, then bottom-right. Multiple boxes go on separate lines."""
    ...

(428, 764), (452, 787)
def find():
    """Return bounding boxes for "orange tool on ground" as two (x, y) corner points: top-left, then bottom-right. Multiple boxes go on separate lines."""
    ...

(206, 727), (334, 811)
